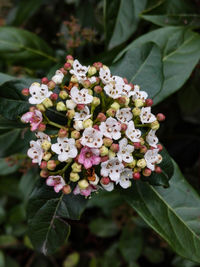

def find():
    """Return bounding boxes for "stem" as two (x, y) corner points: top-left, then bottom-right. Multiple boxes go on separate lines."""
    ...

(135, 124), (149, 127)
(43, 113), (68, 130)
(49, 161), (71, 176)
(101, 92), (105, 111)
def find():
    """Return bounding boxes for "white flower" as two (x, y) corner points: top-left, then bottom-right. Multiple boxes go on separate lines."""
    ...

(27, 140), (43, 165)
(116, 108), (133, 124)
(104, 83), (123, 99)
(116, 168), (132, 189)
(89, 174), (99, 186)
(51, 137), (78, 162)
(101, 158), (124, 181)
(132, 85), (148, 101)
(66, 99), (77, 109)
(81, 128), (103, 148)
(99, 117), (121, 140)
(35, 132), (51, 144)
(70, 59), (89, 82)
(88, 76), (97, 84)
(100, 181), (114, 192)
(140, 107), (156, 124)
(99, 66), (111, 84)
(146, 130), (158, 148)
(144, 149), (159, 171)
(125, 121), (141, 142)
(73, 120), (84, 131)
(28, 82), (52, 104)
(46, 175), (66, 193)
(70, 86), (93, 104)
(117, 138), (134, 163)
(74, 106), (91, 121)
(52, 70), (64, 84)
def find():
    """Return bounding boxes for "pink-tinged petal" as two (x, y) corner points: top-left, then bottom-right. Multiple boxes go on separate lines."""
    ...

(80, 187), (92, 197)
(78, 153), (85, 164)
(54, 183), (64, 193)
(73, 185), (81, 195)
(84, 159), (93, 169)
(91, 156), (101, 165)
(46, 176), (55, 186)
(30, 122), (40, 131)
(34, 109), (43, 120)
(21, 112), (33, 123)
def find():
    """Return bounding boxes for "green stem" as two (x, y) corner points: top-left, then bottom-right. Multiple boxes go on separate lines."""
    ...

(43, 113), (67, 130)
(135, 124), (149, 127)
(49, 161), (71, 176)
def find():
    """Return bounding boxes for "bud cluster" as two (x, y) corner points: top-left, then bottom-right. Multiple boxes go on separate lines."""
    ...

(21, 56), (165, 198)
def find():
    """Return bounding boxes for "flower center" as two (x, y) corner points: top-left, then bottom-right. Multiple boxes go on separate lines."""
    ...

(85, 152), (92, 158)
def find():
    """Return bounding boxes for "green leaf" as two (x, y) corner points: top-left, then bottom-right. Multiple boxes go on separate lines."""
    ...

(111, 42), (163, 99)
(143, 247), (164, 264)
(114, 27), (200, 104)
(0, 26), (56, 67)
(104, 0), (147, 49)
(0, 158), (19, 175)
(0, 235), (18, 247)
(119, 226), (143, 262)
(124, 160), (200, 263)
(0, 250), (5, 267)
(27, 180), (87, 254)
(141, 14), (200, 27)
(0, 72), (14, 85)
(63, 252), (80, 267)
(89, 218), (119, 238)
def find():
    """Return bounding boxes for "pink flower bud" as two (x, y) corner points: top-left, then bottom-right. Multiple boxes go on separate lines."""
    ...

(38, 123), (46, 132)
(103, 138), (113, 147)
(93, 125), (99, 130)
(100, 177), (110, 185)
(101, 156), (109, 162)
(117, 97), (126, 105)
(143, 168), (152, 177)
(123, 78), (128, 84)
(77, 104), (85, 111)
(75, 139), (82, 149)
(40, 170), (49, 178)
(41, 77), (48, 84)
(140, 145), (147, 154)
(93, 62), (103, 70)
(22, 88), (29, 96)
(110, 143), (119, 152)
(82, 80), (91, 88)
(66, 55), (74, 61)
(145, 98), (153, 107)
(97, 113), (106, 122)
(64, 62), (72, 70)
(59, 67), (67, 75)
(94, 85), (102, 93)
(130, 83), (134, 89)
(133, 172), (141, 180)
(121, 123), (127, 131)
(62, 184), (71, 194)
(155, 166), (162, 173)
(58, 128), (68, 138)
(48, 80), (56, 90)
(95, 77), (100, 84)
(40, 161), (47, 169)
(133, 142), (141, 149)
(47, 160), (57, 171)
(157, 113), (166, 121)
(157, 144), (163, 151)
(50, 93), (58, 101)
(71, 130), (80, 139)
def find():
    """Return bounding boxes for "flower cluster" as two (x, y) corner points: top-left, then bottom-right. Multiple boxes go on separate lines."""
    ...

(21, 55), (165, 198)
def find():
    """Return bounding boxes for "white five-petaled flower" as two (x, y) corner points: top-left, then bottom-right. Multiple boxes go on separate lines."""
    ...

(35, 131), (51, 144)
(81, 128), (103, 148)
(70, 59), (89, 82)
(46, 175), (66, 193)
(27, 140), (43, 165)
(66, 99), (77, 109)
(125, 121), (141, 142)
(116, 108), (133, 124)
(146, 130), (158, 148)
(132, 85), (148, 101)
(70, 86), (93, 104)
(74, 106), (91, 121)
(104, 83), (123, 99)
(99, 117), (121, 140)
(116, 168), (132, 189)
(99, 66), (111, 84)
(144, 149), (159, 171)
(101, 158), (124, 181)
(117, 138), (134, 163)
(28, 82), (52, 104)
(73, 120), (84, 131)
(100, 181), (114, 192)
(140, 107), (156, 124)
(52, 70), (64, 84)
(51, 137), (78, 162)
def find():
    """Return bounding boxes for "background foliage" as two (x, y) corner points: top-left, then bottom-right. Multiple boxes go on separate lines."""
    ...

(0, 0), (200, 266)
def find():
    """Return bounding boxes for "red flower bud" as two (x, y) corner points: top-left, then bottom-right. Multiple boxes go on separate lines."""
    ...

(77, 104), (85, 111)
(133, 172), (141, 180)
(47, 160), (57, 171)
(62, 184), (71, 194)
(29, 106), (36, 112)
(66, 55), (74, 61)
(157, 113), (165, 122)
(59, 67), (67, 75)
(121, 123), (127, 131)
(130, 83), (134, 89)
(40, 170), (49, 178)
(157, 144), (163, 151)
(101, 156), (109, 162)
(94, 85), (102, 93)
(93, 62), (103, 70)
(93, 125), (99, 130)
(143, 168), (152, 177)
(97, 113), (106, 122)
(140, 145), (147, 154)
(123, 78), (128, 84)
(110, 143), (119, 152)
(64, 62), (72, 70)
(50, 93), (58, 101)
(145, 98), (153, 107)
(22, 88), (29, 96)
(58, 128), (68, 138)
(40, 161), (47, 169)
(75, 139), (82, 149)
(117, 97), (126, 105)
(38, 123), (46, 132)
(41, 77), (48, 84)
(100, 177), (110, 185)
(155, 166), (162, 173)
(133, 142), (141, 149)
(82, 80), (91, 88)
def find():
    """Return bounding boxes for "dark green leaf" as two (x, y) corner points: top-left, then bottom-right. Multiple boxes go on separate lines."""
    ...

(0, 158), (19, 175)
(0, 72), (14, 85)
(0, 26), (56, 67)
(114, 27), (200, 104)
(0, 235), (18, 247)
(125, 160), (200, 263)
(89, 218), (119, 238)
(143, 247), (164, 264)
(28, 180), (87, 254)
(104, 0), (147, 49)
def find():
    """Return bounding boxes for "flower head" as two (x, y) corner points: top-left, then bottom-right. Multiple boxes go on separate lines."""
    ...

(140, 107), (156, 124)
(70, 86), (93, 104)
(116, 108), (133, 124)
(21, 109), (42, 131)
(144, 149), (159, 171)
(99, 117), (121, 140)
(78, 147), (101, 169)
(101, 158), (124, 181)
(125, 121), (141, 142)
(28, 82), (52, 104)
(81, 128), (103, 148)
(117, 138), (134, 163)
(46, 175), (65, 193)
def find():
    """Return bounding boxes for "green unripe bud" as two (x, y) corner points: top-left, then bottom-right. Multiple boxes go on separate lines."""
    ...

(56, 101), (67, 111)
(36, 104), (46, 112)
(67, 109), (75, 119)
(137, 159), (147, 168)
(134, 99), (144, 108)
(92, 97), (100, 107)
(70, 172), (80, 182)
(132, 107), (141, 116)
(83, 119), (93, 128)
(71, 162), (82, 173)
(88, 66), (97, 76)
(78, 179), (89, 189)
(59, 90), (68, 100)
(41, 140), (51, 151)
(42, 98), (53, 108)
(110, 102), (120, 111)
(150, 120), (160, 130)
(108, 150), (116, 159)
(70, 75), (78, 83)
(42, 152), (52, 161)
(100, 146), (109, 156)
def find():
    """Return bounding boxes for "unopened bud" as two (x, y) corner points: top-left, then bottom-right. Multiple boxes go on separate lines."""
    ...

(92, 97), (100, 107)
(41, 77), (48, 84)
(106, 108), (116, 117)
(40, 170), (49, 178)
(48, 81), (56, 90)
(22, 88), (29, 96)
(41, 140), (51, 151)
(64, 62), (72, 70)
(93, 125), (99, 130)
(82, 80), (91, 88)
(100, 146), (109, 156)
(101, 156), (109, 162)
(142, 168), (152, 177)
(62, 184), (71, 194)
(78, 179), (89, 189)
(110, 102), (120, 111)
(66, 99), (76, 109)
(133, 142), (141, 149)
(94, 85), (102, 93)
(157, 144), (163, 151)
(71, 130), (80, 139)
(134, 99), (144, 108)
(97, 113), (106, 122)
(38, 123), (46, 132)
(150, 120), (160, 130)
(43, 152), (52, 161)
(132, 107), (141, 116)
(157, 113), (165, 122)
(71, 162), (81, 173)
(145, 98), (153, 107)
(139, 137), (145, 145)
(121, 123), (127, 131)
(58, 128), (68, 138)
(77, 104), (85, 111)
(100, 177), (110, 185)
(155, 166), (162, 173)
(140, 145), (147, 154)
(36, 104), (46, 112)
(133, 172), (141, 180)
(40, 161), (47, 169)
(70, 172), (80, 182)
(75, 139), (82, 149)
(83, 119), (93, 128)
(50, 93), (58, 101)
(103, 137), (113, 147)
(110, 143), (119, 153)
(47, 160), (56, 171)
(88, 66), (97, 76)
(117, 97), (126, 105)
(108, 150), (115, 159)
(127, 160), (136, 168)
(43, 98), (53, 108)
(71, 75), (78, 83)
(137, 159), (146, 168)
(59, 90), (68, 100)
(57, 101), (67, 112)
(93, 62), (103, 70)
(59, 67), (67, 75)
